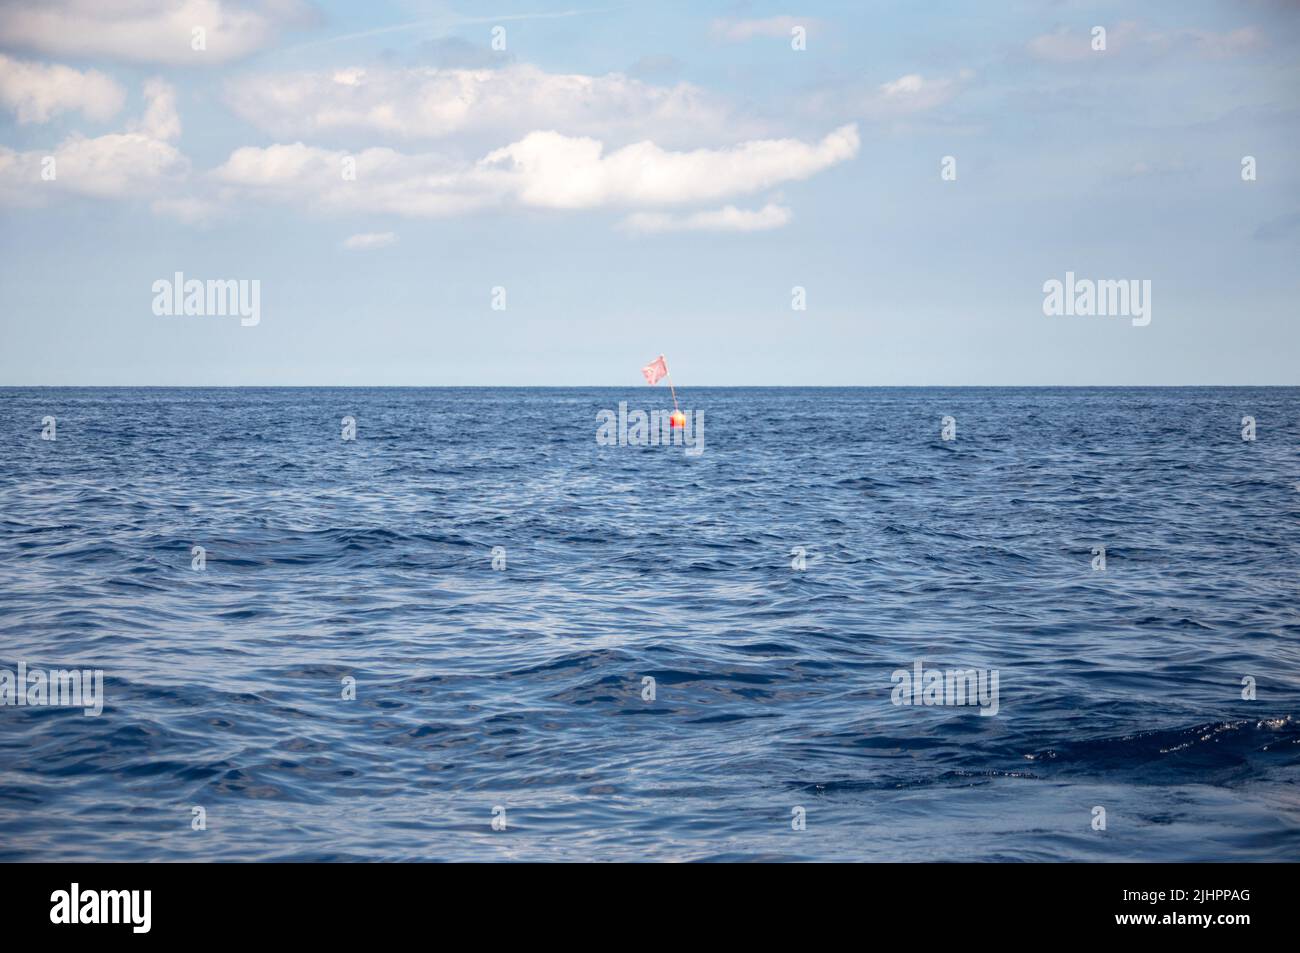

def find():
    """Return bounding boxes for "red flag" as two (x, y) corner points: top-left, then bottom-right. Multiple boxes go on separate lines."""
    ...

(641, 354), (668, 386)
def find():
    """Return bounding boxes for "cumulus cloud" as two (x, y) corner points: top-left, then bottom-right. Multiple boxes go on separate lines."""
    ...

(621, 202), (791, 234)
(130, 79), (182, 141)
(224, 63), (750, 147)
(0, 0), (314, 66)
(0, 54), (126, 124)
(342, 231), (398, 250)
(213, 142), (498, 217)
(211, 125), (859, 221)
(0, 54), (856, 232)
(1, 132), (187, 201)
(484, 124), (857, 208)
(0, 79), (187, 204)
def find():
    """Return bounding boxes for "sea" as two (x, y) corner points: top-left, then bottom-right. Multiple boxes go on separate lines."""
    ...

(1, 387), (1297, 861)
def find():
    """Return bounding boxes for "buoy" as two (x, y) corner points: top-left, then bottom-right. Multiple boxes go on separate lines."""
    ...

(643, 354), (688, 430)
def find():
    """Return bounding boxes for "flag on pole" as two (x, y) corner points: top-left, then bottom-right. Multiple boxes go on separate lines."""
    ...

(641, 354), (668, 386)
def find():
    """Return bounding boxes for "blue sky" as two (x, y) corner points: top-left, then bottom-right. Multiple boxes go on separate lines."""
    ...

(1, 0), (1297, 385)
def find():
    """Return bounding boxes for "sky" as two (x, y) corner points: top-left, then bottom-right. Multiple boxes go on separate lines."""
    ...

(0, 0), (1297, 386)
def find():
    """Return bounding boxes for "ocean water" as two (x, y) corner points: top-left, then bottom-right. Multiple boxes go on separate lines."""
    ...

(1, 386), (1297, 862)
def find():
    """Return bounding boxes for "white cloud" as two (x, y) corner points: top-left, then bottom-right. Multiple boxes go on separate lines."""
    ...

(0, 80), (187, 204)
(1, 132), (187, 201)
(482, 124), (858, 209)
(130, 79), (182, 141)
(621, 202), (791, 234)
(213, 142), (500, 217)
(342, 231), (398, 250)
(0, 58), (855, 231)
(211, 125), (858, 223)
(0, 0), (313, 66)
(711, 16), (810, 42)
(224, 63), (750, 147)
(0, 54), (125, 124)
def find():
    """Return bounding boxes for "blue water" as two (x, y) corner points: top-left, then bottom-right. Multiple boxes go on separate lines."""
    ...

(1, 387), (1297, 862)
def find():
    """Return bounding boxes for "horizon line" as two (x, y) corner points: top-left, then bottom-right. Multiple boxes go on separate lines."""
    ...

(3, 383), (1298, 390)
